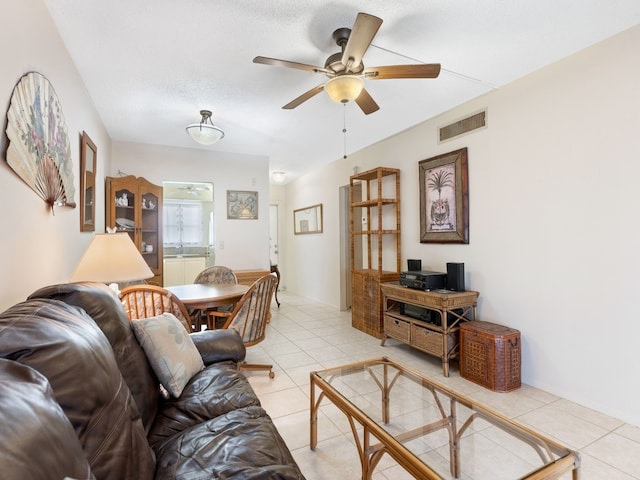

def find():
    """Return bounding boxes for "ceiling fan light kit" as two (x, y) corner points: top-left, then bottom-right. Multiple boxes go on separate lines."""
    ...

(186, 109), (225, 145)
(324, 75), (364, 103)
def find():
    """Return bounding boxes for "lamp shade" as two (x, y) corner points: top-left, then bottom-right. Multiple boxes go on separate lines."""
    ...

(186, 109), (225, 145)
(69, 233), (153, 284)
(324, 75), (364, 104)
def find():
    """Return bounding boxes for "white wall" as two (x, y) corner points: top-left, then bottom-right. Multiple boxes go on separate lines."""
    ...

(283, 25), (640, 426)
(111, 142), (271, 271)
(283, 160), (354, 301)
(0, 0), (111, 309)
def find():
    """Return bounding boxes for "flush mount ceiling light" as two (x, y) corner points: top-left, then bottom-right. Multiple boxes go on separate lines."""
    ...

(186, 109), (225, 145)
(272, 171), (286, 183)
(324, 75), (364, 104)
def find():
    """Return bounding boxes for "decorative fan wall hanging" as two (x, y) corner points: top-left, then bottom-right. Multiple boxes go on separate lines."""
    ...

(5, 72), (76, 213)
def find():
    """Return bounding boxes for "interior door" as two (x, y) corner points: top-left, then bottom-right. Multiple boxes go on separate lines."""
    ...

(269, 204), (279, 266)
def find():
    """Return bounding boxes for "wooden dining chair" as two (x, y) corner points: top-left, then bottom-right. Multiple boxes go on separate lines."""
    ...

(119, 284), (194, 332)
(191, 265), (238, 329)
(208, 273), (278, 378)
(194, 265), (238, 285)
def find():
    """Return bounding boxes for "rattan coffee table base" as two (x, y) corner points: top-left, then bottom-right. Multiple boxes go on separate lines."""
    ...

(310, 357), (580, 480)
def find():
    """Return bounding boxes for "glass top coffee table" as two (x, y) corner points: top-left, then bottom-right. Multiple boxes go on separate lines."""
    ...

(310, 357), (580, 479)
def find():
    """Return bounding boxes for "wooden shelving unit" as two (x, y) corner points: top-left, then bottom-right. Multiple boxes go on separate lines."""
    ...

(350, 167), (401, 338)
(106, 175), (163, 286)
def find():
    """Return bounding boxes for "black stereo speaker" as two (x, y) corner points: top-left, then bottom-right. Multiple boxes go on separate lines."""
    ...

(407, 259), (422, 271)
(446, 262), (465, 291)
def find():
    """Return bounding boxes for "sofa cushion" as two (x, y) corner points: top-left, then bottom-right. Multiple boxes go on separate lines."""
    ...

(0, 358), (95, 480)
(0, 298), (155, 480)
(153, 405), (306, 480)
(131, 312), (204, 397)
(29, 281), (161, 432)
(149, 360), (261, 446)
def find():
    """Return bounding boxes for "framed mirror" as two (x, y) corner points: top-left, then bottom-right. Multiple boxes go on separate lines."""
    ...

(294, 203), (323, 235)
(80, 131), (97, 231)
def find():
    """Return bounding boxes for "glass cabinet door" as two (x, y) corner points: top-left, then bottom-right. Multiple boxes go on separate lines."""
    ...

(114, 187), (136, 245)
(140, 190), (160, 271)
(106, 175), (163, 286)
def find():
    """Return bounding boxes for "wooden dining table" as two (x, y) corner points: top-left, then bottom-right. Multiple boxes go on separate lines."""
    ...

(166, 283), (249, 310)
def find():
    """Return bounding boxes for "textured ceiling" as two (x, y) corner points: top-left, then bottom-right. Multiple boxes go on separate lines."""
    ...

(43, 0), (640, 183)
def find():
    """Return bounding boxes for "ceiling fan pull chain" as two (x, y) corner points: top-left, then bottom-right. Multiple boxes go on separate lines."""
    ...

(343, 103), (348, 159)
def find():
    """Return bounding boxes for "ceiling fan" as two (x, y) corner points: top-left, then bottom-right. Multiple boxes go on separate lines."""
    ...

(253, 12), (441, 115)
(177, 184), (210, 195)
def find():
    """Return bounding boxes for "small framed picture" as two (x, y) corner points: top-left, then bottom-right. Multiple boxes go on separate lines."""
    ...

(227, 190), (258, 219)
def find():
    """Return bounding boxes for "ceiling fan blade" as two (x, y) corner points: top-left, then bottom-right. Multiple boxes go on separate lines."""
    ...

(283, 84), (325, 110)
(364, 64), (442, 80)
(253, 56), (331, 74)
(355, 88), (380, 115)
(341, 13), (383, 71)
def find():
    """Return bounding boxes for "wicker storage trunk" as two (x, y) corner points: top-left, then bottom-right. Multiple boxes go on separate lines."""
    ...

(459, 321), (521, 392)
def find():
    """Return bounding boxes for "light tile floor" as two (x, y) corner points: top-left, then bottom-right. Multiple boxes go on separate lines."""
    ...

(244, 292), (640, 479)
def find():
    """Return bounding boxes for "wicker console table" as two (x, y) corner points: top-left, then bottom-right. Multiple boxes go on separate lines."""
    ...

(380, 282), (479, 376)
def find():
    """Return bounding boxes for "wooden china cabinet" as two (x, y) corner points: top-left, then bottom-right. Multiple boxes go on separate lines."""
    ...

(106, 175), (163, 286)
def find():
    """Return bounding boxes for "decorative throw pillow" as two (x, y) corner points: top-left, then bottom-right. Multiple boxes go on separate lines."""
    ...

(131, 313), (204, 397)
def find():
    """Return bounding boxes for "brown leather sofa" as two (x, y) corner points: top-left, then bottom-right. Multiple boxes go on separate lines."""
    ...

(0, 282), (306, 480)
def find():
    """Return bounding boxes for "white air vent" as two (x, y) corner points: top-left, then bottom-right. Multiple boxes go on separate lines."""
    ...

(439, 110), (487, 142)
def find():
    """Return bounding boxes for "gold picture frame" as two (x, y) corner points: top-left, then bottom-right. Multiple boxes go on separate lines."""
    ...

(80, 131), (97, 231)
(293, 204), (323, 235)
(419, 148), (469, 244)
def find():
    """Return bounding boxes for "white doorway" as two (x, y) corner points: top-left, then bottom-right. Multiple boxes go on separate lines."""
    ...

(269, 204), (279, 266)
(162, 181), (214, 286)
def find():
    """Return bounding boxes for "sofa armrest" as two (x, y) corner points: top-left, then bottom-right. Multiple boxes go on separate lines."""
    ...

(190, 329), (246, 366)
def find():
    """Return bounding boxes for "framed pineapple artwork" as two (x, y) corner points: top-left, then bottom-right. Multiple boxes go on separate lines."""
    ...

(419, 147), (469, 244)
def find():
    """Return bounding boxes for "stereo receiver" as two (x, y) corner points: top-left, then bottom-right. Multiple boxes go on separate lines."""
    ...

(399, 270), (446, 291)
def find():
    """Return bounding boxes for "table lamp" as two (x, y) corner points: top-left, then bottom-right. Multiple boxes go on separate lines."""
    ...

(69, 232), (153, 292)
